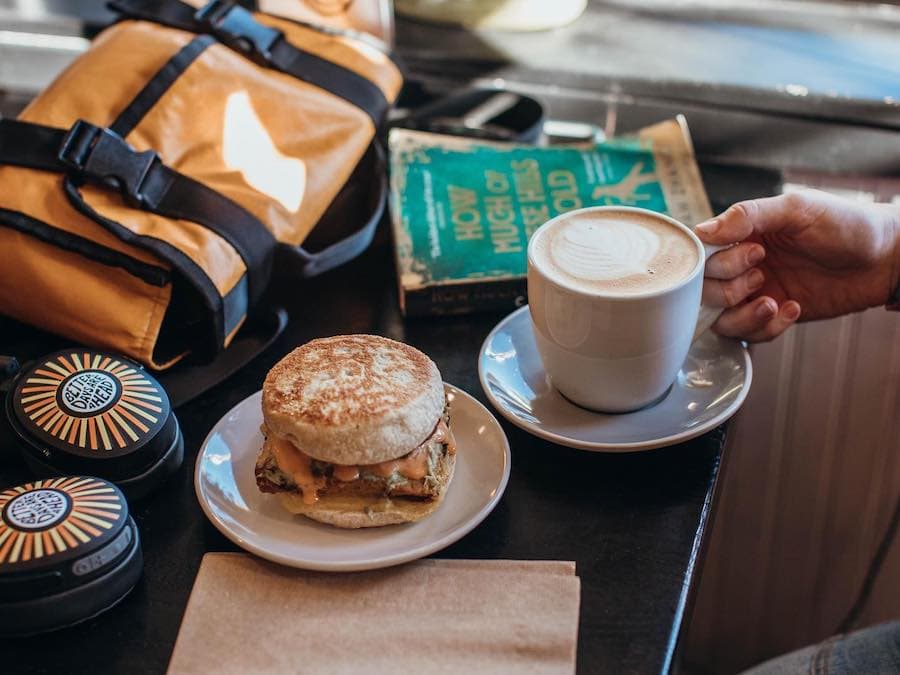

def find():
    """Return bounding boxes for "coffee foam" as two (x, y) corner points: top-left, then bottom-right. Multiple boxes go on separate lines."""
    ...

(531, 211), (699, 295)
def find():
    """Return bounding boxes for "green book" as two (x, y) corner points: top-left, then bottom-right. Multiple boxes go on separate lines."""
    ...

(389, 119), (712, 316)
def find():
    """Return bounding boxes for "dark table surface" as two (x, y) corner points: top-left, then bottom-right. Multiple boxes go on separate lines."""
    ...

(1, 2), (897, 672)
(0, 186), (737, 674)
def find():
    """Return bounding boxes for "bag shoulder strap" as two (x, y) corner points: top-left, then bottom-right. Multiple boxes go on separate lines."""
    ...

(107, 0), (390, 125)
(285, 141), (387, 278)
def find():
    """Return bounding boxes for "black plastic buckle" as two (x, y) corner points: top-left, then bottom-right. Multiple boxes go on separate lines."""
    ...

(58, 120), (160, 207)
(195, 0), (282, 62)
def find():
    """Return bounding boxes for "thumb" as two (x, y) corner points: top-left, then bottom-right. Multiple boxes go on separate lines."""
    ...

(695, 194), (804, 245)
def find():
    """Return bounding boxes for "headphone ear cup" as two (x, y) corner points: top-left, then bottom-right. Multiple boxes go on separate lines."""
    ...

(4, 350), (181, 498)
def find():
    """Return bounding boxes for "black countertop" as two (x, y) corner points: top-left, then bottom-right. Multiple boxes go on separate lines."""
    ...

(0, 2), (896, 672)
(0, 189), (740, 672)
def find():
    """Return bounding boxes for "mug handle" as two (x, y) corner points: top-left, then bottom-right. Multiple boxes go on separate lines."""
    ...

(693, 243), (730, 340)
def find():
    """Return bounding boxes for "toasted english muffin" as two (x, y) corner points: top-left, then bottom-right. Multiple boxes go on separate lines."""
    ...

(257, 335), (456, 528)
(262, 335), (444, 466)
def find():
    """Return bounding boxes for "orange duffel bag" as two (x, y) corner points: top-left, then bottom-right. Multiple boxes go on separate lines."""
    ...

(0, 0), (401, 369)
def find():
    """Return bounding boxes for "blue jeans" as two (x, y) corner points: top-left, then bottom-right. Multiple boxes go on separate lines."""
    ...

(742, 621), (900, 675)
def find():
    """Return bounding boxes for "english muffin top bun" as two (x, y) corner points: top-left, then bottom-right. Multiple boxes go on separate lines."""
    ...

(256, 335), (456, 529)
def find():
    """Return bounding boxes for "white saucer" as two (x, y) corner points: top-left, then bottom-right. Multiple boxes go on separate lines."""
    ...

(478, 306), (752, 452)
(195, 384), (510, 571)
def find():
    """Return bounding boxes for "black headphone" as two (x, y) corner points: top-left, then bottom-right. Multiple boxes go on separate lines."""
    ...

(0, 349), (182, 500)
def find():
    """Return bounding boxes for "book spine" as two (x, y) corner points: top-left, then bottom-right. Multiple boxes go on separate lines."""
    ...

(403, 278), (527, 317)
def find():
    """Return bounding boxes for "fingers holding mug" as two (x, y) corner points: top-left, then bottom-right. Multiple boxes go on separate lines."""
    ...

(704, 242), (765, 280)
(702, 268), (765, 308)
(713, 297), (802, 342)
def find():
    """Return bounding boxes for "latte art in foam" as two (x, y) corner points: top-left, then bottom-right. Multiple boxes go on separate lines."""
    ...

(531, 211), (699, 295)
(551, 219), (660, 281)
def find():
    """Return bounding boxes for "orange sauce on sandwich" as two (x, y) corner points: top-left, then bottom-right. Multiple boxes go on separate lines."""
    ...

(363, 444), (429, 480)
(270, 419), (455, 502)
(271, 438), (326, 505)
(432, 420), (455, 455)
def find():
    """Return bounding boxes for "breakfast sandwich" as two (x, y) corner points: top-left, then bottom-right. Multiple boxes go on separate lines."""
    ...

(255, 334), (456, 528)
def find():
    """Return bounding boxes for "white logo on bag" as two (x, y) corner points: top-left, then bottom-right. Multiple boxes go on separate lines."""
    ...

(222, 91), (306, 213)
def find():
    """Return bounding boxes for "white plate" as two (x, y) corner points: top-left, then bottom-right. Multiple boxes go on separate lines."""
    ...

(194, 384), (510, 571)
(479, 306), (752, 452)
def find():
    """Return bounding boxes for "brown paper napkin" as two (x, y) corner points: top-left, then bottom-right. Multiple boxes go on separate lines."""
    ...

(414, 557), (576, 576)
(168, 553), (580, 675)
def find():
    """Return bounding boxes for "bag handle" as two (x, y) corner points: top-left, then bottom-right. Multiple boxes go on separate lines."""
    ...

(107, 0), (390, 125)
(280, 141), (387, 278)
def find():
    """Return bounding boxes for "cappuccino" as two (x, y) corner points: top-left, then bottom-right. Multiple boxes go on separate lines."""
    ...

(530, 210), (699, 295)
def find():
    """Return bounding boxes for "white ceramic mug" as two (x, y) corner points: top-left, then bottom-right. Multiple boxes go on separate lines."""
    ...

(527, 206), (723, 413)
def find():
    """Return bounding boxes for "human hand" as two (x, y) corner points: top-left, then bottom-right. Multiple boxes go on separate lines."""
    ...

(694, 189), (900, 342)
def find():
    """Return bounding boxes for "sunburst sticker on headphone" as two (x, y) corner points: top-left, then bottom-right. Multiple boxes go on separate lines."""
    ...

(15, 351), (165, 453)
(0, 477), (123, 566)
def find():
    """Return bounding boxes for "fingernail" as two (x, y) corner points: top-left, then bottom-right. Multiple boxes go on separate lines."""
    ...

(695, 219), (720, 235)
(756, 300), (776, 319)
(784, 302), (801, 321)
(747, 246), (765, 266)
(748, 270), (764, 291)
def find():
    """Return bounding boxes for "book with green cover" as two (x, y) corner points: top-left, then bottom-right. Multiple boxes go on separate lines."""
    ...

(389, 118), (712, 316)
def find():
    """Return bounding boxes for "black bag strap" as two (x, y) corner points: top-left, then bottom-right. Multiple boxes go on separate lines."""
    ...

(282, 141), (387, 277)
(0, 112), (386, 281)
(0, 115), (387, 348)
(106, 0), (390, 125)
(0, 117), (273, 346)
